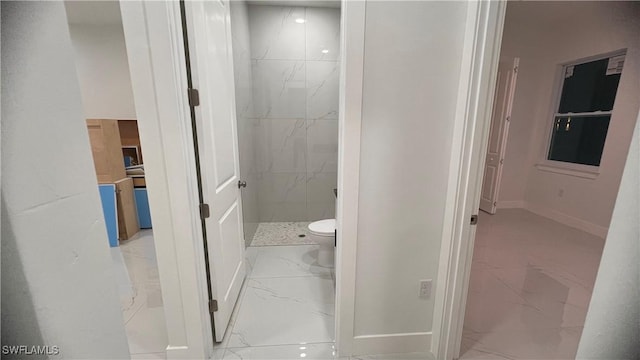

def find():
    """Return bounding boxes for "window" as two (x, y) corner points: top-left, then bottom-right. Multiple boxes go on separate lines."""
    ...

(547, 53), (625, 167)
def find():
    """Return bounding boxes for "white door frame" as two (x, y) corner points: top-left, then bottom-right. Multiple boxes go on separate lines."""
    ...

(430, 1), (507, 359)
(334, 0), (366, 356)
(121, 2), (213, 359)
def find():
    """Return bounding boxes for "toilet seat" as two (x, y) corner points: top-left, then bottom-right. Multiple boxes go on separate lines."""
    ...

(308, 219), (335, 237)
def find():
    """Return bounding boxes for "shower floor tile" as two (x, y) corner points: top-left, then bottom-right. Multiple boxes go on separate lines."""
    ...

(251, 222), (316, 246)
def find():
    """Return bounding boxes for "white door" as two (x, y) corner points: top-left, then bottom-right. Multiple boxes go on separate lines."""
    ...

(184, 0), (246, 342)
(479, 58), (519, 214)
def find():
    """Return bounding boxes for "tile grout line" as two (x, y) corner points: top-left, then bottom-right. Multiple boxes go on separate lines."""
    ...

(248, 274), (335, 280)
(123, 298), (146, 326)
(225, 341), (336, 351)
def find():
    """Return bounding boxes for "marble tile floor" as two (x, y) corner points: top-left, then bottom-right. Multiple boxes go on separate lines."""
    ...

(106, 209), (603, 359)
(110, 230), (169, 359)
(460, 209), (605, 360)
(219, 246), (433, 360)
(250, 222), (317, 246)
(214, 244), (337, 359)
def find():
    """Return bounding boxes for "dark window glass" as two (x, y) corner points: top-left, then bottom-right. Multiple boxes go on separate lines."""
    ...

(548, 115), (610, 166)
(558, 58), (621, 113)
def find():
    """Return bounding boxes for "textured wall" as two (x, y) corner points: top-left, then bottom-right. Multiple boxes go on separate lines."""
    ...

(1, 2), (130, 358)
(248, 5), (340, 222)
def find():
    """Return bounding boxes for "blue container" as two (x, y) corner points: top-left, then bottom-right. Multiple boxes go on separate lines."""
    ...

(99, 184), (119, 247)
(134, 188), (152, 229)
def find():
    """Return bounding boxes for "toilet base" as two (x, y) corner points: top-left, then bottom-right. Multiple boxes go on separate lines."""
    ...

(317, 245), (334, 268)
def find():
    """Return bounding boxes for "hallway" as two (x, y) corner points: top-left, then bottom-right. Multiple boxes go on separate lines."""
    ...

(461, 209), (605, 359)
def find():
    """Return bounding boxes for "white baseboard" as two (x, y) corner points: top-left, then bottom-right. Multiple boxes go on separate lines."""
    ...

(165, 346), (191, 360)
(497, 200), (526, 209)
(351, 332), (432, 356)
(525, 202), (608, 239)
(493, 200), (608, 238)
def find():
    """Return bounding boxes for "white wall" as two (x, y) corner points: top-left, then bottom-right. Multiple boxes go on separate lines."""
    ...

(576, 113), (639, 359)
(497, 2), (640, 236)
(67, 21), (137, 119)
(352, 0), (468, 346)
(1, 2), (130, 358)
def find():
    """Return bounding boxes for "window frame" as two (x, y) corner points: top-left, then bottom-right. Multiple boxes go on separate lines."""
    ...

(536, 49), (626, 179)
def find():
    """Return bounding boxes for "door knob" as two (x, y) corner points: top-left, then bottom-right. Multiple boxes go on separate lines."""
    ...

(238, 180), (247, 189)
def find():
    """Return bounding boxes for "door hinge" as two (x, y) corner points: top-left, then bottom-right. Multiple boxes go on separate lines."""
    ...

(209, 299), (218, 313)
(500, 159), (504, 165)
(188, 88), (200, 107)
(514, 66), (518, 73)
(470, 214), (478, 225)
(199, 203), (210, 219)
(506, 116), (511, 122)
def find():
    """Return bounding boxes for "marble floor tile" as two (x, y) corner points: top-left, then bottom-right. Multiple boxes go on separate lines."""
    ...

(245, 246), (260, 276)
(110, 247), (134, 299)
(459, 347), (516, 360)
(460, 326), (582, 360)
(121, 280), (163, 325)
(130, 352), (167, 360)
(250, 245), (332, 278)
(350, 353), (434, 360)
(120, 230), (159, 261)
(111, 230), (168, 356)
(251, 222), (316, 246)
(214, 275), (252, 352)
(111, 247), (144, 324)
(125, 306), (169, 354)
(461, 209), (604, 359)
(224, 343), (337, 359)
(227, 276), (335, 348)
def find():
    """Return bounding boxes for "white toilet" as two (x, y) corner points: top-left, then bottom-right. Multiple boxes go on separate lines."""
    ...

(308, 219), (335, 268)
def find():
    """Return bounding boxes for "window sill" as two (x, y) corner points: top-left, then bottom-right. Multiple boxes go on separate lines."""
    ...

(535, 162), (600, 179)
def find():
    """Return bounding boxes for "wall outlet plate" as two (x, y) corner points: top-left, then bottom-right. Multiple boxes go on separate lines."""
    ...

(419, 279), (432, 299)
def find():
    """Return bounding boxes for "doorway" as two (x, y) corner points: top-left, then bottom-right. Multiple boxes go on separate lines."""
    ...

(181, 1), (341, 357)
(478, 58), (518, 214)
(118, 0), (348, 356)
(459, 2), (640, 359)
(64, 1), (169, 357)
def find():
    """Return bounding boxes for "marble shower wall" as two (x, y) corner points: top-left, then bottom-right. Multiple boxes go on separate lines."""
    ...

(231, 1), (260, 243)
(248, 5), (340, 222)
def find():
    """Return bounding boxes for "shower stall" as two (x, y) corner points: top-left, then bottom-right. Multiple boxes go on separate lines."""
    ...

(231, 2), (340, 247)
